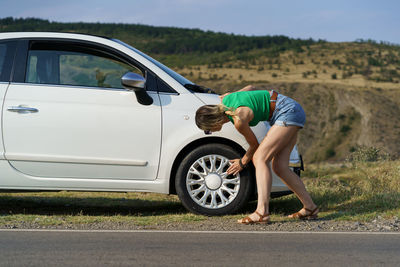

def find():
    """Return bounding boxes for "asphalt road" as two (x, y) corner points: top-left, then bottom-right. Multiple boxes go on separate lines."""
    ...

(0, 230), (399, 266)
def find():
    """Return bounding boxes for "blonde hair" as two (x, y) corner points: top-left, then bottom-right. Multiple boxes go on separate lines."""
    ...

(195, 104), (238, 131)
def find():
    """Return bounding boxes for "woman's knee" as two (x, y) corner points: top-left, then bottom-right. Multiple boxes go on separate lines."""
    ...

(253, 149), (273, 167)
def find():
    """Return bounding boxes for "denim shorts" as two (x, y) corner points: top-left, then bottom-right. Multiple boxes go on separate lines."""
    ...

(269, 93), (306, 128)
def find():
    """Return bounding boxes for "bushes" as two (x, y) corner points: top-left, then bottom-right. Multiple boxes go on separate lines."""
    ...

(347, 146), (390, 163)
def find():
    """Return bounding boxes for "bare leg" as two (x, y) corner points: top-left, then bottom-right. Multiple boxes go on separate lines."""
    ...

(254, 157), (272, 215)
(272, 132), (317, 216)
(238, 125), (300, 223)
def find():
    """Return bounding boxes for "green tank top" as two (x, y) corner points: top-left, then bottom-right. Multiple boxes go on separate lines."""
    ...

(222, 90), (271, 126)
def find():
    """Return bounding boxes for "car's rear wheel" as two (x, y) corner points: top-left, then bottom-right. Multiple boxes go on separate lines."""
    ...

(175, 143), (254, 216)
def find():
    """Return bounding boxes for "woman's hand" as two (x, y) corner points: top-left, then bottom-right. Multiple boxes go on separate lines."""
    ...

(226, 158), (243, 176)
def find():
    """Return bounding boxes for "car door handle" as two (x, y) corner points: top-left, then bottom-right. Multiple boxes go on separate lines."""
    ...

(7, 105), (39, 113)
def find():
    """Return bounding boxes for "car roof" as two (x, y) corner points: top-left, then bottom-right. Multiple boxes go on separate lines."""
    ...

(0, 32), (112, 43)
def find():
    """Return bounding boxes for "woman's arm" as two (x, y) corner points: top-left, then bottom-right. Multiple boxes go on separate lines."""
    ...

(237, 85), (258, 92)
(226, 107), (259, 175)
(219, 85), (263, 101)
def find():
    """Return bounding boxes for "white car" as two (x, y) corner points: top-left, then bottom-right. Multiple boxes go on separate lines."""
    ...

(0, 32), (302, 215)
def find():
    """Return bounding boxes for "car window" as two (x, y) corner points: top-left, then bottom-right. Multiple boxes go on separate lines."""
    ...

(0, 41), (17, 82)
(0, 44), (6, 77)
(113, 39), (192, 88)
(25, 43), (142, 89)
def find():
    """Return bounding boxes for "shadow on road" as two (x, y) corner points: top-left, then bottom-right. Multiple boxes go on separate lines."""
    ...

(0, 193), (187, 217)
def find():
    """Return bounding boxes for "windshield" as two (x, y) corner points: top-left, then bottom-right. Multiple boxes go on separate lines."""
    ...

(113, 39), (194, 86)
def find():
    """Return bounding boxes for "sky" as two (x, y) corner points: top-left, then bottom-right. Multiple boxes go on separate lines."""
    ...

(1, 0), (399, 44)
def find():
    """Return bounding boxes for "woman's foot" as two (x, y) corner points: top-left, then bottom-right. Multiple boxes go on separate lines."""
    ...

(288, 206), (319, 220)
(238, 211), (270, 225)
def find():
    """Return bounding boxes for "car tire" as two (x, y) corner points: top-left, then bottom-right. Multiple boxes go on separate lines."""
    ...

(175, 143), (254, 216)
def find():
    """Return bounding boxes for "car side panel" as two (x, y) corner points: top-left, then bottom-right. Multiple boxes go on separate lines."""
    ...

(3, 84), (162, 180)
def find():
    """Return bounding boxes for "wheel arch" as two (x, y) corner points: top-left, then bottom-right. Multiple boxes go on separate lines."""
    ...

(168, 137), (248, 194)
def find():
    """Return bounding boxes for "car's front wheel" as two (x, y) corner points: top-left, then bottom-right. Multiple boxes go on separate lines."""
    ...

(175, 143), (254, 216)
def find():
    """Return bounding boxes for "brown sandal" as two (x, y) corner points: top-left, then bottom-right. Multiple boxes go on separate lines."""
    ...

(238, 211), (270, 225)
(289, 206), (319, 220)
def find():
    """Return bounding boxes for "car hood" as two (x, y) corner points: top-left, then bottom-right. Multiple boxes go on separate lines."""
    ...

(193, 92), (220, 105)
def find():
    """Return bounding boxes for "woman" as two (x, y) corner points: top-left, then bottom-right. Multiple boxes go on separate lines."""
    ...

(195, 85), (318, 224)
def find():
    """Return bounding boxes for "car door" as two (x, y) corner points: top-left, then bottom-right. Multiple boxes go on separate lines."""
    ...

(0, 40), (17, 159)
(2, 39), (162, 180)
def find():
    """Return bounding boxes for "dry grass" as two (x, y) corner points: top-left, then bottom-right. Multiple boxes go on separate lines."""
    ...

(180, 42), (400, 91)
(298, 160), (400, 220)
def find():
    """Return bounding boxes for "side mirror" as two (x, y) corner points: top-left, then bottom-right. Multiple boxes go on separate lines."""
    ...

(121, 72), (146, 91)
(121, 72), (153, 105)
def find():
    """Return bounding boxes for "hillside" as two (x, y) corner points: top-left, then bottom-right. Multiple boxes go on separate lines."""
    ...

(180, 42), (400, 88)
(1, 17), (399, 161)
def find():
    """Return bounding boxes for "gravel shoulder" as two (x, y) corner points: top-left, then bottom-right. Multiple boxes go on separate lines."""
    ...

(2, 216), (399, 232)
